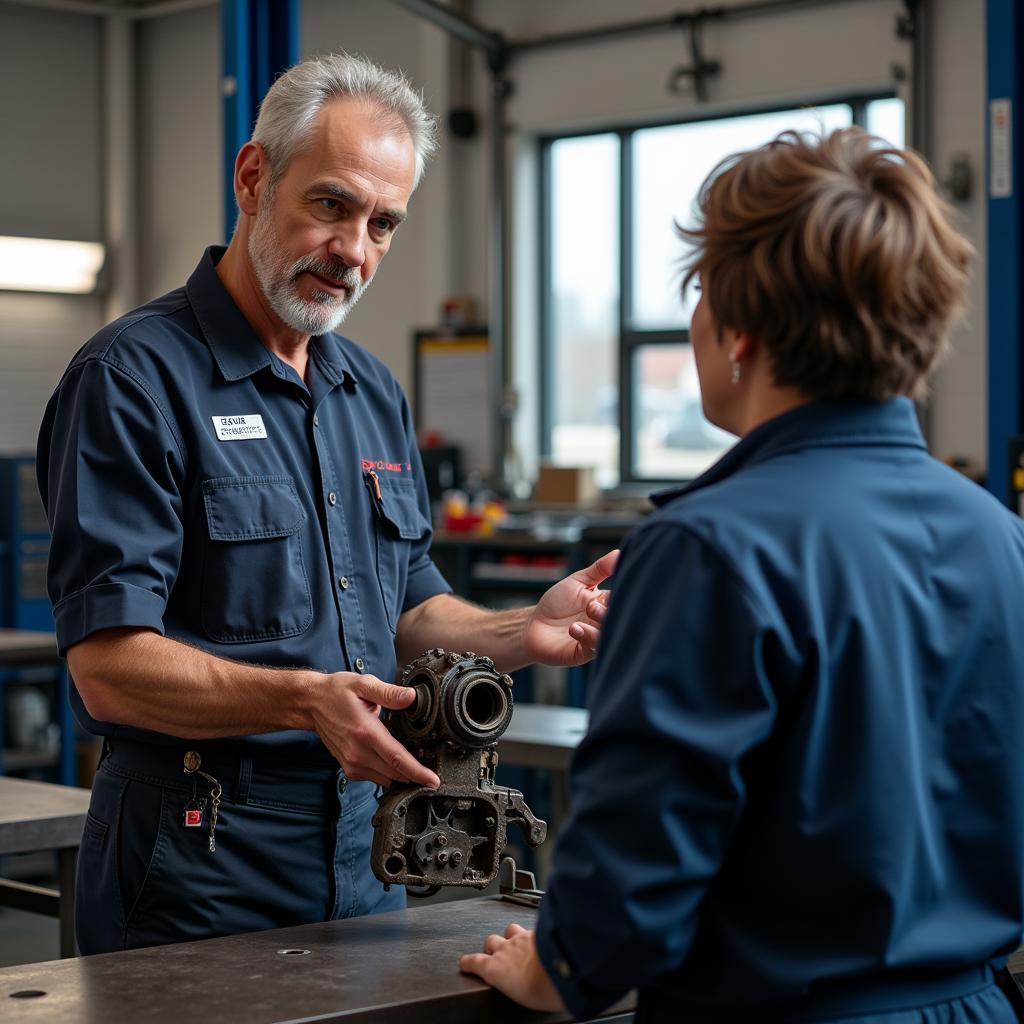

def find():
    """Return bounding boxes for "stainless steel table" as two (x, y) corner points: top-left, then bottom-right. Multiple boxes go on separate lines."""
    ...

(0, 776), (90, 959)
(498, 703), (588, 773)
(0, 897), (634, 1023)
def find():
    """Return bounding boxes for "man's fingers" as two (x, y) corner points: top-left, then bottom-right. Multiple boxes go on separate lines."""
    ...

(357, 676), (417, 710)
(483, 932), (505, 955)
(569, 622), (600, 650)
(341, 702), (441, 788)
(575, 548), (620, 587)
(505, 922), (528, 938)
(377, 734), (440, 789)
(347, 741), (439, 789)
(343, 766), (392, 788)
(586, 596), (608, 621)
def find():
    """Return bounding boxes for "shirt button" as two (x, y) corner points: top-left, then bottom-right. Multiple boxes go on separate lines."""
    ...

(328, 491), (337, 506)
(354, 657), (365, 672)
(338, 576), (349, 590)
(313, 414), (320, 427)
(554, 959), (572, 979)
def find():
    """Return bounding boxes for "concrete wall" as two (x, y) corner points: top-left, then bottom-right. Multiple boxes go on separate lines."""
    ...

(928, 0), (987, 467)
(136, 4), (221, 303)
(0, 1), (105, 452)
(0, 0), (990, 469)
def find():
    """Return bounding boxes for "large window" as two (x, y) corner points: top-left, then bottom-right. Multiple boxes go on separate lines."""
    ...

(542, 96), (905, 487)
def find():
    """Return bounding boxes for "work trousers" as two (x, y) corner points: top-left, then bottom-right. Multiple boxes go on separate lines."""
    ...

(75, 738), (404, 954)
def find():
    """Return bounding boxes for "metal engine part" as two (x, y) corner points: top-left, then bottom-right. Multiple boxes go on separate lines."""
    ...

(370, 648), (547, 895)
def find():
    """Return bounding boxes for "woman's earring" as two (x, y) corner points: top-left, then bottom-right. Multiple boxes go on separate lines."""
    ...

(729, 353), (742, 385)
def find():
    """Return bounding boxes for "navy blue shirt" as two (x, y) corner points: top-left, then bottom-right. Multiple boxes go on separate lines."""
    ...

(37, 246), (450, 756)
(536, 398), (1024, 1021)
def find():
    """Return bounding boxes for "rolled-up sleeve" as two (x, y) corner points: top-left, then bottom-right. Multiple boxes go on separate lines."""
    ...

(37, 356), (187, 654)
(534, 522), (779, 1020)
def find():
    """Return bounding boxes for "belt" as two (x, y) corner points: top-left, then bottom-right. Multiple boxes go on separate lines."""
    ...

(641, 962), (999, 1023)
(101, 736), (346, 813)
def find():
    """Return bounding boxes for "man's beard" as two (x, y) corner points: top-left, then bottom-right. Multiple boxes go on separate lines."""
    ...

(248, 196), (372, 336)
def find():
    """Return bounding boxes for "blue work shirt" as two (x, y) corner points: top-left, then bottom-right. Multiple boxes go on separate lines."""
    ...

(536, 398), (1024, 1022)
(37, 246), (450, 757)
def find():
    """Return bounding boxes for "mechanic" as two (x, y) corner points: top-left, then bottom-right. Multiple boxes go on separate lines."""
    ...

(38, 52), (616, 954)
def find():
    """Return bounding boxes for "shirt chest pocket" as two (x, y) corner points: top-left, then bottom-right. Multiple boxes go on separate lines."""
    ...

(200, 475), (313, 643)
(365, 473), (430, 633)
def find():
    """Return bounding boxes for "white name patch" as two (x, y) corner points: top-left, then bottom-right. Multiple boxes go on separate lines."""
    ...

(212, 414), (268, 441)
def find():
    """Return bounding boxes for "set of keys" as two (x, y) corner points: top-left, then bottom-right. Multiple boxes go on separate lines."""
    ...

(182, 750), (222, 853)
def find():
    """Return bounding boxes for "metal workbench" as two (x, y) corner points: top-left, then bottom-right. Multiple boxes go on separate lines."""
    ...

(0, 897), (634, 1022)
(0, 776), (90, 960)
(498, 703), (588, 774)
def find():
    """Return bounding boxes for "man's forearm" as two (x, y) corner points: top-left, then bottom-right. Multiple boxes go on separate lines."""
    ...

(396, 595), (533, 674)
(67, 628), (317, 739)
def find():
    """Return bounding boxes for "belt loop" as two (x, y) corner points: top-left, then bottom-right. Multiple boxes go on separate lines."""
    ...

(235, 755), (253, 805)
(98, 736), (112, 768)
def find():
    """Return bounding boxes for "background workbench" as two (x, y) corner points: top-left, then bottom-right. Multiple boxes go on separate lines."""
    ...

(499, 703), (587, 774)
(0, 775), (90, 959)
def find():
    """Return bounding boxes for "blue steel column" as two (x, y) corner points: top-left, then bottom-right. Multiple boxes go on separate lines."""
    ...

(221, 0), (299, 243)
(987, 0), (1023, 505)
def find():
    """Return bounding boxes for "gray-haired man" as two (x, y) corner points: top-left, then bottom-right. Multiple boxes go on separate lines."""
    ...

(38, 53), (616, 952)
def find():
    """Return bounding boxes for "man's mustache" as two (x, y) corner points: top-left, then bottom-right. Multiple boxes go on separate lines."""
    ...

(291, 256), (360, 291)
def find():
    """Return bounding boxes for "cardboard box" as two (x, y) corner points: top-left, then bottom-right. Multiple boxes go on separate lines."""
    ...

(533, 464), (599, 506)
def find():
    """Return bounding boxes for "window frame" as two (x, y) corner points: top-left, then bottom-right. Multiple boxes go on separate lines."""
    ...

(539, 88), (902, 487)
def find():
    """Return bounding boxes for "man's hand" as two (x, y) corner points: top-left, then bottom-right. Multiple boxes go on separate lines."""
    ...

(310, 673), (441, 789)
(459, 924), (566, 1012)
(522, 549), (619, 667)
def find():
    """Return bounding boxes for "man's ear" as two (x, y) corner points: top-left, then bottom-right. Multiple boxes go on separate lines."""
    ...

(234, 142), (268, 217)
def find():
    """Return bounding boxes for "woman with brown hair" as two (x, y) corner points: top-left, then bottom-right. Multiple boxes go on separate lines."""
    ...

(460, 128), (1024, 1023)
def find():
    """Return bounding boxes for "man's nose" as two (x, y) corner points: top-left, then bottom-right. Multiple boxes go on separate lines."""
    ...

(328, 224), (366, 270)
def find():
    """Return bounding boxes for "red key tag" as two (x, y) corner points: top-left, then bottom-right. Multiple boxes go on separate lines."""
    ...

(183, 798), (206, 828)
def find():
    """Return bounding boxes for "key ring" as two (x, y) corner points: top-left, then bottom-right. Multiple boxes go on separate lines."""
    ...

(183, 751), (222, 854)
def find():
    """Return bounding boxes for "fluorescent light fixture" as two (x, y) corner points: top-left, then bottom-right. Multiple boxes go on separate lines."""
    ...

(0, 235), (105, 294)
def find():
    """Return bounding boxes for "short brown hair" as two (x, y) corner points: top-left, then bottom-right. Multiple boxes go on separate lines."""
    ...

(679, 128), (973, 401)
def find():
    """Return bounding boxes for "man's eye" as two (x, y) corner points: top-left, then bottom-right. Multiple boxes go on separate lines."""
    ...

(318, 198), (339, 211)
(371, 218), (394, 233)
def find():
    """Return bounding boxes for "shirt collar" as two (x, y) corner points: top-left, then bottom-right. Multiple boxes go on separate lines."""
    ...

(185, 245), (358, 388)
(649, 397), (927, 508)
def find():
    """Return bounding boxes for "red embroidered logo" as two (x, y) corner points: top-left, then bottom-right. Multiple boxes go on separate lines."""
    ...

(361, 459), (412, 473)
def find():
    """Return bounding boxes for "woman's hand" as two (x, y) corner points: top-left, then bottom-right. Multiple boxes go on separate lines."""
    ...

(459, 923), (566, 1012)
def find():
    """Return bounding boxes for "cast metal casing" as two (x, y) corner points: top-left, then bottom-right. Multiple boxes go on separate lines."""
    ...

(370, 648), (547, 894)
